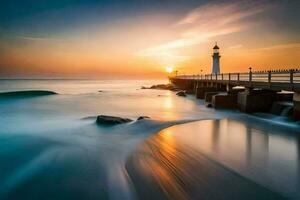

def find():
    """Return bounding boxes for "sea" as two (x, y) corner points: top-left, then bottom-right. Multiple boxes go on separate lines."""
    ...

(0, 79), (299, 200)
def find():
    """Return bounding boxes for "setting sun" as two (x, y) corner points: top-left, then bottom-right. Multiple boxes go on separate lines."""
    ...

(166, 67), (174, 73)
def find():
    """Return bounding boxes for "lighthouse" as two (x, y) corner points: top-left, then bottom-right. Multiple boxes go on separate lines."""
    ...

(212, 43), (221, 74)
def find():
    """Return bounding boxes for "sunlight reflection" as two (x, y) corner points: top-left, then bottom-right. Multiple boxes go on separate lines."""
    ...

(127, 119), (300, 199)
(159, 128), (176, 157)
(159, 119), (300, 197)
(163, 94), (173, 109)
(160, 92), (180, 120)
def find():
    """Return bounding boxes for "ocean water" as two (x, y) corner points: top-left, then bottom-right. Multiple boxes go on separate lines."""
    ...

(0, 80), (299, 200)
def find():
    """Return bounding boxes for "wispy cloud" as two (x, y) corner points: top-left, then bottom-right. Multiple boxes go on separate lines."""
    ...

(17, 36), (63, 42)
(255, 43), (300, 51)
(138, 1), (269, 65)
(177, 2), (264, 26)
(229, 44), (243, 49)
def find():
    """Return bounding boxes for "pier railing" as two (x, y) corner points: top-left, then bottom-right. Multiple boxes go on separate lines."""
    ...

(173, 68), (300, 91)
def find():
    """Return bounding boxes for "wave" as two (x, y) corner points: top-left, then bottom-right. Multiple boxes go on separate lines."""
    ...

(0, 90), (57, 98)
(0, 117), (200, 200)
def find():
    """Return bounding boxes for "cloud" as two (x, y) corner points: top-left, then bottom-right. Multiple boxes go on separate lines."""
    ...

(17, 36), (62, 41)
(255, 43), (300, 51)
(138, 1), (269, 65)
(17, 36), (64, 42)
(229, 44), (243, 49)
(177, 2), (265, 26)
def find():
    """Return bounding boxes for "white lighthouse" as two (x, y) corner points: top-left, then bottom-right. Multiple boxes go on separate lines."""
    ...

(212, 43), (221, 74)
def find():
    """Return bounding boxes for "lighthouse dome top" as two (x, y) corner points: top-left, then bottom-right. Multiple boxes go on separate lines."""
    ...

(213, 44), (219, 49)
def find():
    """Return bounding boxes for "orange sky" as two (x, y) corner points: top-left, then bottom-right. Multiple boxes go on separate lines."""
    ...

(0, 1), (300, 78)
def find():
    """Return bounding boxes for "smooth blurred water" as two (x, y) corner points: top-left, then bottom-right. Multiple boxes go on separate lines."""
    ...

(0, 80), (299, 200)
(155, 119), (300, 199)
(0, 80), (225, 200)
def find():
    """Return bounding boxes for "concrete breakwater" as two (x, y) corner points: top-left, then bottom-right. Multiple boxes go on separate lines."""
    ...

(170, 78), (300, 120)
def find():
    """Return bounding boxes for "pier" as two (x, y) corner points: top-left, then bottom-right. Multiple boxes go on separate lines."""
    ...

(170, 68), (300, 120)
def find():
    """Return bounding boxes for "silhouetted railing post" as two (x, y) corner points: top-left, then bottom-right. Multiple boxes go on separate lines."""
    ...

(290, 69), (294, 84)
(172, 67), (300, 91)
(249, 67), (252, 86)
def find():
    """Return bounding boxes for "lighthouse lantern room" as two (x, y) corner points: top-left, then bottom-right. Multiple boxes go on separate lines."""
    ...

(212, 43), (221, 75)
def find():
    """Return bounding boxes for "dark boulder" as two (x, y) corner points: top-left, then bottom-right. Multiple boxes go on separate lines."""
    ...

(0, 90), (57, 98)
(176, 91), (187, 97)
(137, 116), (150, 120)
(141, 84), (181, 91)
(206, 103), (213, 108)
(96, 115), (133, 125)
(170, 87), (181, 92)
(150, 84), (174, 90)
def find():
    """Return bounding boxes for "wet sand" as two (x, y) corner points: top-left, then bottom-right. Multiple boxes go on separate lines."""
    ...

(126, 119), (288, 200)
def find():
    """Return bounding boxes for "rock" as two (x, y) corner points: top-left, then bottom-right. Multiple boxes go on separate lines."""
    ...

(206, 103), (213, 108)
(96, 115), (133, 125)
(141, 84), (180, 91)
(170, 87), (181, 92)
(0, 90), (57, 98)
(150, 84), (174, 90)
(137, 116), (150, 120)
(176, 91), (186, 97)
(82, 116), (97, 120)
(98, 90), (104, 92)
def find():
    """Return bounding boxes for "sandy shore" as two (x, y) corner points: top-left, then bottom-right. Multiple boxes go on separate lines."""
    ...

(126, 119), (286, 200)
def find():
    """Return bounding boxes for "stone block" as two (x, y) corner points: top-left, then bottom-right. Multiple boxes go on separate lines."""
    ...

(212, 94), (237, 109)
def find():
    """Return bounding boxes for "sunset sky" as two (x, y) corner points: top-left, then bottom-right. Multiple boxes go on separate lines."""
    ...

(0, 0), (300, 79)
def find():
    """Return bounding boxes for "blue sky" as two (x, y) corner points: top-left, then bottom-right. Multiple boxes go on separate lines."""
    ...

(2, 0), (298, 38)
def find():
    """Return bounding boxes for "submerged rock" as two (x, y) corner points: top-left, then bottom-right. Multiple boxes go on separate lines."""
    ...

(0, 90), (57, 98)
(176, 91), (187, 97)
(170, 88), (181, 92)
(150, 84), (173, 90)
(137, 116), (150, 120)
(82, 116), (97, 120)
(96, 115), (133, 125)
(141, 84), (181, 92)
(206, 103), (213, 108)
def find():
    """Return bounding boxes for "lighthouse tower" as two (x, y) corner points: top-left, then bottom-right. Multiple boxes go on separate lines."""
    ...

(212, 43), (221, 74)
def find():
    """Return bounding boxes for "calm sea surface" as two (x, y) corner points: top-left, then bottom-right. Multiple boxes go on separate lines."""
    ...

(0, 80), (299, 200)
